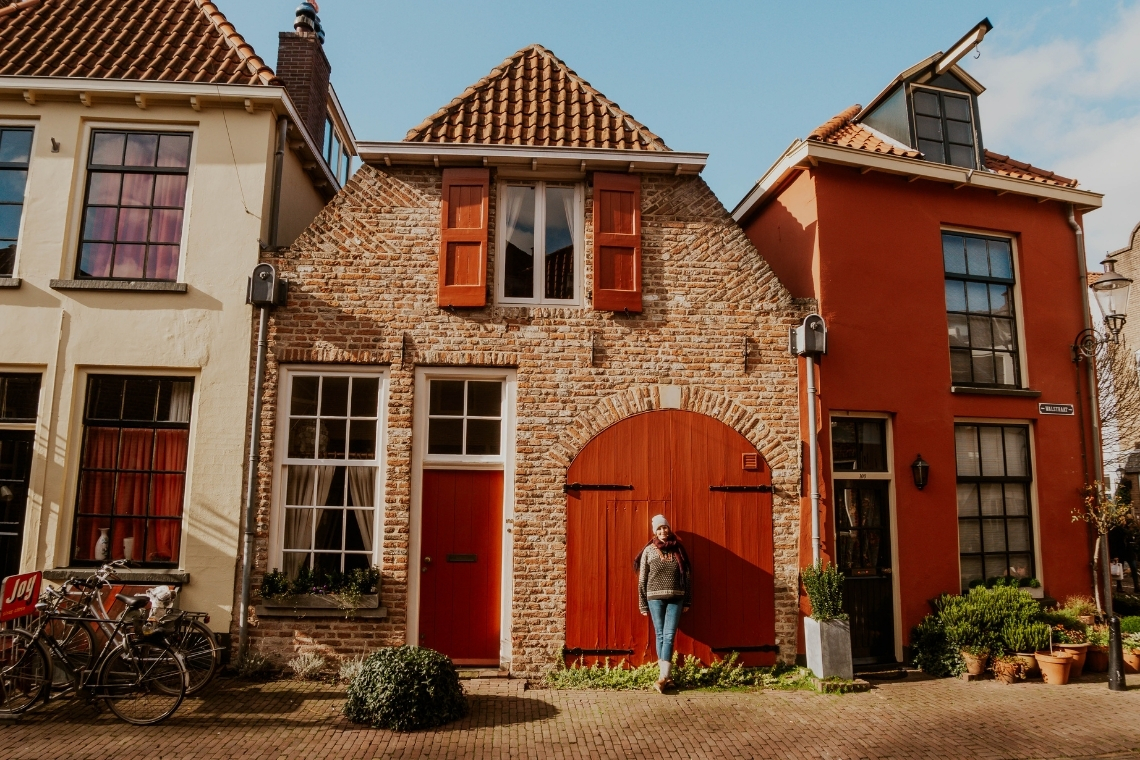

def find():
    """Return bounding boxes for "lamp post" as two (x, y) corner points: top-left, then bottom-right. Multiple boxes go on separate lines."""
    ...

(1074, 254), (1132, 692)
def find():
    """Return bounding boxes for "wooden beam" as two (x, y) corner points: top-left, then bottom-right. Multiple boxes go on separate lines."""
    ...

(190, 96), (201, 111)
(134, 94), (147, 110)
(79, 92), (92, 108)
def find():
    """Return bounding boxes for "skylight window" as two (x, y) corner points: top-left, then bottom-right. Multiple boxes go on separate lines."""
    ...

(912, 87), (977, 169)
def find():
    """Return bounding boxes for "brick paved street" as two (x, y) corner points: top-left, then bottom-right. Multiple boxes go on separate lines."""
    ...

(3, 673), (1140, 759)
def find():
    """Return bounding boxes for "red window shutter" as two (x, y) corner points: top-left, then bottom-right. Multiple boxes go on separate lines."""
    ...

(592, 173), (642, 312)
(439, 168), (490, 307)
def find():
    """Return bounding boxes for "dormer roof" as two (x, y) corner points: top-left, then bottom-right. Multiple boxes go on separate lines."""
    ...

(404, 44), (670, 152)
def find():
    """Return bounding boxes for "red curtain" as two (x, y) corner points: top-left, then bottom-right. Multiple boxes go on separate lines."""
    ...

(75, 428), (119, 560)
(150, 429), (188, 563)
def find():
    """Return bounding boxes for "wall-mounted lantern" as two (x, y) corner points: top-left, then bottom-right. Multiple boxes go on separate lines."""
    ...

(911, 454), (930, 490)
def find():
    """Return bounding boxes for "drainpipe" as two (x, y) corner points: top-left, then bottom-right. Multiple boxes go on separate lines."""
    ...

(267, 117), (288, 249)
(806, 355), (821, 565)
(237, 306), (269, 663)
(1068, 203), (1125, 691)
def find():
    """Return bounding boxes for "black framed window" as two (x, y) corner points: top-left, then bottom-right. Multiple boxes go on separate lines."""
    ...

(955, 424), (1034, 590)
(0, 127), (33, 277)
(0, 373), (40, 422)
(944, 232), (1019, 387)
(77, 130), (191, 281)
(72, 375), (193, 567)
(323, 119), (352, 186)
(831, 418), (887, 472)
(912, 87), (977, 168)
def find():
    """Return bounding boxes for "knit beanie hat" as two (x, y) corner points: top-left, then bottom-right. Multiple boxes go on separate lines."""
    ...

(651, 514), (670, 531)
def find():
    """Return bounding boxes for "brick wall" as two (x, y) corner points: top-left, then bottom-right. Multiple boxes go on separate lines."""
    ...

(276, 31), (330, 150)
(237, 165), (810, 675)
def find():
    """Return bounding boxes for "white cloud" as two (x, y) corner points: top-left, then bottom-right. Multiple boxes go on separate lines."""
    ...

(967, 4), (1140, 259)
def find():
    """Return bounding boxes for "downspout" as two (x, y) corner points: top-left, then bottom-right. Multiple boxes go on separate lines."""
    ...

(237, 305), (270, 663)
(806, 355), (821, 565)
(267, 117), (288, 249)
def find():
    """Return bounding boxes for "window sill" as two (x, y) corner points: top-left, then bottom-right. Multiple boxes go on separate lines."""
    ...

(951, 386), (1042, 398)
(0, 277), (20, 288)
(42, 568), (190, 584)
(50, 279), (188, 293)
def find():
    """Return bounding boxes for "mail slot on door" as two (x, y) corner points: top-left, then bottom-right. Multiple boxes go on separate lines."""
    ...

(447, 554), (477, 563)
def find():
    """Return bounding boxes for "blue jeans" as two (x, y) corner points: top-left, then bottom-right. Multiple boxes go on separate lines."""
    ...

(648, 598), (683, 663)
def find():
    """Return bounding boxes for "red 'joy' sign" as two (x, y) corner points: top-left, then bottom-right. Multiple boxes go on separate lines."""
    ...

(0, 571), (42, 622)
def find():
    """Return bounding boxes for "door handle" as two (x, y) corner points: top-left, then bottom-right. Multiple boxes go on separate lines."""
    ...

(422, 556), (431, 573)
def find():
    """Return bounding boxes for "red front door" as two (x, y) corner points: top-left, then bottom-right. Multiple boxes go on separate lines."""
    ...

(419, 469), (503, 665)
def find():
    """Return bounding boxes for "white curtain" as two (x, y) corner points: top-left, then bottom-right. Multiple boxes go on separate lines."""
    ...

(283, 464), (337, 578)
(346, 466), (376, 554)
(561, 189), (575, 245)
(167, 381), (192, 423)
(503, 186), (526, 246)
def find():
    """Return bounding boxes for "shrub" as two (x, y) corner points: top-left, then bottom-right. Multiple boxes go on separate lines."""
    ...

(343, 646), (467, 731)
(545, 654), (813, 691)
(338, 655), (366, 684)
(260, 566), (381, 600)
(1120, 616), (1140, 634)
(236, 652), (277, 680)
(1061, 595), (1097, 618)
(1002, 621), (1051, 653)
(1038, 609), (1087, 634)
(545, 659), (659, 690)
(801, 561), (846, 621)
(288, 652), (327, 680)
(911, 612), (965, 678)
(1087, 625), (1109, 647)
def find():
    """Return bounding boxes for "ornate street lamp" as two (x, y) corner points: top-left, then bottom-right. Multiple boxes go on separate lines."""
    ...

(911, 454), (930, 490)
(1091, 256), (1132, 341)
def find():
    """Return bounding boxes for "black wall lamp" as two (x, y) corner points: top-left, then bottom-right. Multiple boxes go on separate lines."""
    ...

(911, 454), (930, 490)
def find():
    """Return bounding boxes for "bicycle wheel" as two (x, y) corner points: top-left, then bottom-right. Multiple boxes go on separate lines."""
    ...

(174, 620), (219, 696)
(44, 618), (95, 691)
(0, 629), (50, 714)
(98, 641), (187, 725)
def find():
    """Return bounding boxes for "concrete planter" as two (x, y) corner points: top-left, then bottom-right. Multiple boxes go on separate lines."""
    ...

(804, 617), (853, 680)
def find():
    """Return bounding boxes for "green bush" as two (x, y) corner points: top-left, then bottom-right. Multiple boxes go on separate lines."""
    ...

(545, 654), (813, 691)
(343, 646), (467, 731)
(261, 566), (380, 600)
(910, 613), (965, 678)
(801, 561), (847, 621)
(1001, 621), (1051, 653)
(1121, 616), (1140, 634)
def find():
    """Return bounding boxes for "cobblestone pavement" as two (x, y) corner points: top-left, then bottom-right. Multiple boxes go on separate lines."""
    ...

(3, 672), (1140, 759)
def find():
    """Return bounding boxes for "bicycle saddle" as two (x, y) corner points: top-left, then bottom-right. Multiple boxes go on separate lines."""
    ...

(116, 594), (149, 610)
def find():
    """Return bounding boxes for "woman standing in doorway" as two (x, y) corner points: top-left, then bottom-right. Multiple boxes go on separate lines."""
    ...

(638, 514), (691, 693)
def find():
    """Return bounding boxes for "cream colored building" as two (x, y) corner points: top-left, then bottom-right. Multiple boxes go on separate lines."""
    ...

(0, 0), (353, 634)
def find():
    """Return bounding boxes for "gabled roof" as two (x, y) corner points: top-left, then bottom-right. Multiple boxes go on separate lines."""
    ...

(0, 0), (278, 86)
(807, 105), (1078, 188)
(404, 44), (669, 151)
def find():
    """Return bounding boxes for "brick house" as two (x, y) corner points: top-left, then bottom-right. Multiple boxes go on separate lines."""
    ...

(245, 44), (807, 674)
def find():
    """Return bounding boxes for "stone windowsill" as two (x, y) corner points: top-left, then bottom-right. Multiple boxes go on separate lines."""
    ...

(254, 605), (388, 619)
(42, 568), (190, 585)
(0, 277), (20, 288)
(50, 279), (188, 293)
(950, 386), (1042, 398)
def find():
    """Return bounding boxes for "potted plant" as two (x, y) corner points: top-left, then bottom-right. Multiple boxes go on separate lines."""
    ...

(960, 645), (989, 676)
(1022, 578), (1044, 600)
(1034, 648), (1074, 685)
(1085, 625), (1109, 673)
(259, 566), (381, 611)
(1049, 624), (1089, 678)
(1061, 595), (1098, 627)
(801, 561), (852, 680)
(991, 653), (1024, 684)
(1125, 633), (1140, 675)
(1002, 621), (1049, 678)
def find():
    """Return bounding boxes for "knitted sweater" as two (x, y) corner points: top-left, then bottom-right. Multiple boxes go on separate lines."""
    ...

(638, 545), (692, 614)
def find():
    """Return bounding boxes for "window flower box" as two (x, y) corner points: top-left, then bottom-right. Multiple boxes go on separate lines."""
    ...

(259, 593), (380, 610)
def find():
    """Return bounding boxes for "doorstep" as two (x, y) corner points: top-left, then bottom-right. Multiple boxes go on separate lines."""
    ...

(457, 668), (510, 680)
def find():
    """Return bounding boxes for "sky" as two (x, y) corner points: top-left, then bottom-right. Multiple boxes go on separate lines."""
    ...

(220, 0), (1139, 262)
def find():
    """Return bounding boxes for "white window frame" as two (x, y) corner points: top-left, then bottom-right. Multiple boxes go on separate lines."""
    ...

(495, 180), (584, 307)
(0, 120), (38, 279)
(269, 366), (389, 576)
(421, 375), (510, 468)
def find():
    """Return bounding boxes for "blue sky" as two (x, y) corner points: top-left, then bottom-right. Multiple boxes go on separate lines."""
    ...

(222, 0), (1139, 260)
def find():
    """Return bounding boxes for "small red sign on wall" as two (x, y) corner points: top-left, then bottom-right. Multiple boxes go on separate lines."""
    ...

(1, 572), (42, 622)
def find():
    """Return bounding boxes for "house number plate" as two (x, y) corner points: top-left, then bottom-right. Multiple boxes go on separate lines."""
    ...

(1039, 403), (1074, 416)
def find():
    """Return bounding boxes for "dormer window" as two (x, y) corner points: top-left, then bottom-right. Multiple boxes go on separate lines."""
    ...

(912, 87), (977, 169)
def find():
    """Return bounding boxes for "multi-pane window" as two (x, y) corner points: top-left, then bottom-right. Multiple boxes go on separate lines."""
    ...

(955, 424), (1034, 590)
(426, 379), (503, 456)
(831, 418), (887, 472)
(73, 376), (193, 567)
(282, 373), (381, 578)
(77, 130), (191, 281)
(0, 128), (33, 277)
(324, 119), (352, 186)
(499, 182), (578, 304)
(912, 87), (977, 168)
(943, 232), (1019, 387)
(0, 373), (40, 422)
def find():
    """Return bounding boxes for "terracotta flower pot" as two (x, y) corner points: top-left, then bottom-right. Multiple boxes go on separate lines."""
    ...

(1054, 642), (1089, 678)
(1125, 649), (1140, 675)
(1014, 652), (1040, 678)
(1078, 614), (1096, 626)
(1035, 651), (1073, 685)
(961, 650), (988, 676)
(992, 659), (1021, 684)
(1085, 646), (1109, 673)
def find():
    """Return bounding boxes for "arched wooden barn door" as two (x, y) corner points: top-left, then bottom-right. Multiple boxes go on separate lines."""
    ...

(565, 410), (775, 666)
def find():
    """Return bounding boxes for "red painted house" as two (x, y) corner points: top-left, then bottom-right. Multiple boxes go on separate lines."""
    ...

(734, 21), (1105, 665)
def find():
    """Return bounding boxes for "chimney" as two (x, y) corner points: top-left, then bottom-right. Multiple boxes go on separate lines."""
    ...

(276, 2), (331, 149)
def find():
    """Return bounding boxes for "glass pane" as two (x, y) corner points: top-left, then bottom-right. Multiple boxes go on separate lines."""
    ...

(956, 483), (979, 516)
(979, 483), (1004, 516)
(945, 280), (967, 311)
(979, 426), (1005, 476)
(946, 119), (974, 146)
(313, 552), (341, 575)
(288, 418), (316, 459)
(1007, 519), (1031, 552)
(943, 95), (971, 121)
(918, 139), (944, 164)
(285, 465), (318, 506)
(315, 508), (344, 552)
(989, 284), (1011, 316)
(988, 240), (1013, 279)
(88, 377), (125, 420)
(427, 418), (463, 455)
(112, 244), (145, 279)
(0, 130), (32, 163)
(1004, 484), (1028, 515)
(1008, 554), (1033, 579)
(0, 242), (12, 277)
(968, 316), (992, 348)
(959, 520), (982, 553)
(545, 186), (575, 300)
(965, 237), (989, 277)
(283, 507), (314, 549)
(153, 174), (187, 207)
(830, 419), (857, 470)
(345, 509), (371, 551)
(966, 281), (989, 313)
(344, 553), (370, 573)
(503, 185), (535, 299)
(954, 426), (979, 476)
(0, 375), (40, 420)
(320, 376), (349, 417)
(948, 144), (976, 169)
(124, 134), (158, 167)
(465, 419), (501, 456)
(120, 174), (154, 206)
(857, 421), (886, 471)
(350, 377), (379, 417)
(960, 555), (983, 591)
(318, 419), (347, 459)
(87, 172), (121, 205)
(116, 207), (149, 242)
(1003, 427), (1029, 476)
(982, 518), (1007, 552)
(970, 350), (995, 384)
(983, 555), (1007, 581)
(114, 472), (150, 515)
(0, 205), (19, 239)
(467, 381), (501, 417)
(915, 115), (943, 141)
(91, 133), (126, 165)
(993, 352), (1017, 386)
(348, 419), (376, 460)
(0, 169), (27, 203)
(942, 235), (966, 274)
(429, 380), (464, 416)
(122, 378), (159, 420)
(291, 377), (319, 416)
(149, 209), (183, 243)
(146, 245), (179, 281)
(83, 206), (118, 241)
(913, 90), (941, 116)
(947, 314), (970, 347)
(157, 134), (191, 168)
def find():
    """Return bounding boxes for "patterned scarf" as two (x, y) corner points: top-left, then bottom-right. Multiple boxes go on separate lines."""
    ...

(649, 535), (690, 582)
